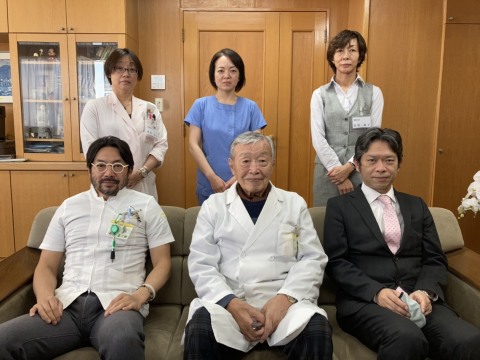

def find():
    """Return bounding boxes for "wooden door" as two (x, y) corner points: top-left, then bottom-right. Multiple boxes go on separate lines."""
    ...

(183, 11), (326, 208)
(277, 12), (327, 204)
(433, 24), (480, 253)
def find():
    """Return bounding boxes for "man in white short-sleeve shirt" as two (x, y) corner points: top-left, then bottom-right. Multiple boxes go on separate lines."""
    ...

(0, 136), (174, 360)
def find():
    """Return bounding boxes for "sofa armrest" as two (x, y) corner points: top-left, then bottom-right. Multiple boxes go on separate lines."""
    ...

(444, 247), (480, 328)
(444, 272), (480, 328)
(0, 247), (40, 303)
(447, 248), (480, 291)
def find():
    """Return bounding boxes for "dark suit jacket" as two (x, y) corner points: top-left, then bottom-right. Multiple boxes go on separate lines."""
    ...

(324, 186), (448, 318)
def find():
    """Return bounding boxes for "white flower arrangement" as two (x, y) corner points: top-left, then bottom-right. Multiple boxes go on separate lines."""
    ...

(458, 171), (480, 218)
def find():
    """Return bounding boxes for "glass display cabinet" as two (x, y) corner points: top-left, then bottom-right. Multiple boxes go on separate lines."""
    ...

(10, 33), (123, 161)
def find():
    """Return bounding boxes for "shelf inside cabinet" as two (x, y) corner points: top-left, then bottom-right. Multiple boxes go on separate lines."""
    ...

(24, 137), (64, 142)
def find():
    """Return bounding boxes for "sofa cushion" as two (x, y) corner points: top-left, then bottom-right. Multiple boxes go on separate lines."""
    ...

(162, 206), (186, 256)
(27, 206), (58, 249)
(144, 304), (183, 359)
(429, 207), (464, 253)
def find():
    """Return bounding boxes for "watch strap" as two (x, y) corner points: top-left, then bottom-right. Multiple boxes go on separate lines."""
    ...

(139, 283), (156, 302)
(420, 289), (438, 302)
(139, 166), (149, 178)
(287, 295), (298, 304)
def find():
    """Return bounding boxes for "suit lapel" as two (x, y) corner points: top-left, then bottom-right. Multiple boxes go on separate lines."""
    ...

(394, 190), (412, 252)
(349, 187), (386, 247)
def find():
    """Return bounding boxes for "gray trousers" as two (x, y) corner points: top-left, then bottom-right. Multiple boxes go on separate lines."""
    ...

(0, 292), (145, 360)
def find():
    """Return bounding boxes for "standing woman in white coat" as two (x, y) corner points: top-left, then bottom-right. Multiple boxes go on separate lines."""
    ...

(80, 48), (168, 201)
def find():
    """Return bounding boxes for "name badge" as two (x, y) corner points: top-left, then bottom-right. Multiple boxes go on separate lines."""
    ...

(145, 105), (160, 142)
(352, 116), (372, 129)
(107, 221), (134, 240)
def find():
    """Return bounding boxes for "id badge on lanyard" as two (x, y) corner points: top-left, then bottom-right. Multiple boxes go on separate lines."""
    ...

(106, 206), (142, 262)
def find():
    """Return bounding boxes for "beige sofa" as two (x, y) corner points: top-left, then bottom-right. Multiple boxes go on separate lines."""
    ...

(1, 206), (479, 360)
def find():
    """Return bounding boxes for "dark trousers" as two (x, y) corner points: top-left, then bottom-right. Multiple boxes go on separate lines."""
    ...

(0, 292), (145, 360)
(184, 306), (333, 360)
(338, 302), (480, 360)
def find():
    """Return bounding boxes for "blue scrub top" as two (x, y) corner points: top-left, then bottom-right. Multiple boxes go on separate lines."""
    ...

(185, 95), (267, 197)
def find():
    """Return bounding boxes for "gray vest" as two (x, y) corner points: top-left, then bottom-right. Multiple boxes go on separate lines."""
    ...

(320, 82), (373, 163)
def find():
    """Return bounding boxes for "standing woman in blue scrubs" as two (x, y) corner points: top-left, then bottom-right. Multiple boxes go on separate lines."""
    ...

(185, 48), (267, 205)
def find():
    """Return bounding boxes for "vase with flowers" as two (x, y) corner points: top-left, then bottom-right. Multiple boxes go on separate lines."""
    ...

(458, 171), (480, 219)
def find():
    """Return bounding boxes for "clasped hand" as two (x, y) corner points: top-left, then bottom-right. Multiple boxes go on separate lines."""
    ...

(328, 164), (355, 194)
(376, 289), (432, 318)
(227, 295), (292, 343)
(327, 163), (353, 185)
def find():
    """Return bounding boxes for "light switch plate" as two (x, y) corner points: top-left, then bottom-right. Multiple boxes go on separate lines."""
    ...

(155, 98), (163, 112)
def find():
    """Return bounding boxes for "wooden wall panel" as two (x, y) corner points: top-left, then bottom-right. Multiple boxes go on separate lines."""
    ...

(433, 24), (480, 253)
(367, 0), (444, 204)
(137, 0), (184, 207)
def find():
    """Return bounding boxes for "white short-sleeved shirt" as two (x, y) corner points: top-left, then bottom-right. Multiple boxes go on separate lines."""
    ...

(40, 186), (174, 317)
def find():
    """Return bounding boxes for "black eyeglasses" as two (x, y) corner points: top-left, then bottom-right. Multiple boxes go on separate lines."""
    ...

(91, 162), (129, 174)
(113, 66), (138, 75)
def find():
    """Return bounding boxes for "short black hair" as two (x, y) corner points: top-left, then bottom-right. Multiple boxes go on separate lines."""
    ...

(104, 48), (143, 84)
(327, 30), (368, 73)
(354, 128), (403, 164)
(209, 48), (246, 92)
(86, 136), (134, 171)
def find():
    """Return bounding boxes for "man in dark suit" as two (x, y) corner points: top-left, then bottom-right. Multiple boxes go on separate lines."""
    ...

(324, 127), (480, 360)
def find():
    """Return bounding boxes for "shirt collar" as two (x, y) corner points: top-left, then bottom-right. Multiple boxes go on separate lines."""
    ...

(361, 183), (396, 205)
(327, 74), (365, 89)
(89, 184), (130, 202)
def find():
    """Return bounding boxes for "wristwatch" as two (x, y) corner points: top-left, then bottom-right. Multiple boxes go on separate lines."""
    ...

(286, 295), (298, 304)
(139, 283), (156, 302)
(139, 166), (149, 178)
(421, 289), (438, 302)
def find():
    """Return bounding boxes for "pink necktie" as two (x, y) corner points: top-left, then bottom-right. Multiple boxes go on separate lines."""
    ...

(378, 195), (401, 254)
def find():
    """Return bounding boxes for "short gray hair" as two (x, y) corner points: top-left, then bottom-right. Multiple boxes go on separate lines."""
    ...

(229, 132), (275, 160)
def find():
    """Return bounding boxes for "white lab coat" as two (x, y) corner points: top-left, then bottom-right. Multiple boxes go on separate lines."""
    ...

(80, 92), (168, 200)
(186, 183), (328, 352)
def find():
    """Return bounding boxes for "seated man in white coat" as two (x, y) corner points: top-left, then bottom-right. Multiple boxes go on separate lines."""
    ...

(184, 131), (333, 359)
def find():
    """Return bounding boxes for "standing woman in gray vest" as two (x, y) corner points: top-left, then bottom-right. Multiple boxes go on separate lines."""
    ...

(310, 30), (384, 206)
